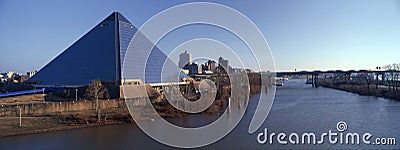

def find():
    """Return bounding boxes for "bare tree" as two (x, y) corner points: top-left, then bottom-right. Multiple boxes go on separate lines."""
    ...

(382, 63), (400, 92)
(383, 64), (394, 92)
(364, 71), (374, 95)
(86, 80), (108, 122)
(375, 66), (380, 92)
(393, 63), (400, 91)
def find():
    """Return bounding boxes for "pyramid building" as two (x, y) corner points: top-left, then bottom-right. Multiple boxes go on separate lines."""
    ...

(29, 12), (184, 87)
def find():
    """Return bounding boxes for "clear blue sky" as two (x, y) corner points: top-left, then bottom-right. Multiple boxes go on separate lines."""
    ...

(1, 0), (399, 73)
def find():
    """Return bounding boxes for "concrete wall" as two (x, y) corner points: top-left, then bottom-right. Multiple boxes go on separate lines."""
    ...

(0, 99), (126, 117)
(120, 85), (148, 99)
(0, 94), (44, 104)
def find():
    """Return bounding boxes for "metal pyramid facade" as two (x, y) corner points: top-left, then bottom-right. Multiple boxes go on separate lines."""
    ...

(29, 12), (184, 87)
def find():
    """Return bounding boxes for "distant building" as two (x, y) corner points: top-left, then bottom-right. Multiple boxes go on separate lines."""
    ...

(207, 60), (216, 71)
(1, 71), (15, 83)
(231, 68), (247, 73)
(197, 64), (202, 74)
(218, 56), (229, 73)
(0, 71), (28, 83)
(5, 71), (14, 79)
(179, 50), (192, 68)
(182, 69), (189, 75)
(200, 60), (216, 74)
(202, 70), (213, 74)
(0, 74), (5, 82)
(201, 64), (208, 71)
(184, 63), (202, 75)
(17, 75), (29, 83)
(27, 70), (37, 78)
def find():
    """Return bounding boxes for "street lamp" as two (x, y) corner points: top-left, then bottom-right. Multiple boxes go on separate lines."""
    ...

(75, 89), (78, 101)
(376, 66), (382, 89)
(17, 105), (21, 127)
(42, 88), (45, 103)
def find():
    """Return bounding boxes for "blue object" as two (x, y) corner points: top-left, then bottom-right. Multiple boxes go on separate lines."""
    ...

(0, 88), (45, 98)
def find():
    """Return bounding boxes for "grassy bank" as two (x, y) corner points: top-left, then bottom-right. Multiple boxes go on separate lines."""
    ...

(0, 107), (132, 138)
(0, 96), (233, 138)
(319, 79), (400, 101)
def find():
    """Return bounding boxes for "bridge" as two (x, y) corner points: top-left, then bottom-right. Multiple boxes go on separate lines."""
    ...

(148, 82), (189, 87)
(275, 70), (400, 87)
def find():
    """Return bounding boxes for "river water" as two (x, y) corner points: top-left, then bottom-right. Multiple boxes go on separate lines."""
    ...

(0, 79), (399, 149)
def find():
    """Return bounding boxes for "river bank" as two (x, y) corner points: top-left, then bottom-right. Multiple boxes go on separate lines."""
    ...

(0, 73), (264, 138)
(2, 80), (399, 149)
(0, 94), (244, 138)
(319, 79), (400, 101)
(0, 107), (132, 138)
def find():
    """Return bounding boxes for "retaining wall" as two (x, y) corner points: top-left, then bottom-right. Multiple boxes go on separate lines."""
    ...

(0, 99), (126, 117)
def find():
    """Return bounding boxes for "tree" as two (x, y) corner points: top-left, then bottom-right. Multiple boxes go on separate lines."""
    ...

(382, 63), (400, 92)
(383, 64), (394, 92)
(86, 80), (108, 122)
(364, 71), (374, 95)
(393, 63), (400, 91)
(375, 66), (381, 92)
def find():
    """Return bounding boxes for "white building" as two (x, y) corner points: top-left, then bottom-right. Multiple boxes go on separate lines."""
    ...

(27, 70), (38, 78)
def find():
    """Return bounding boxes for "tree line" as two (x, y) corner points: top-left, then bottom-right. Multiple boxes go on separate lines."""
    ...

(381, 63), (400, 92)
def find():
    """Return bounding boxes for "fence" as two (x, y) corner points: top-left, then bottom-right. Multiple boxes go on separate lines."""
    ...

(0, 89), (45, 98)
